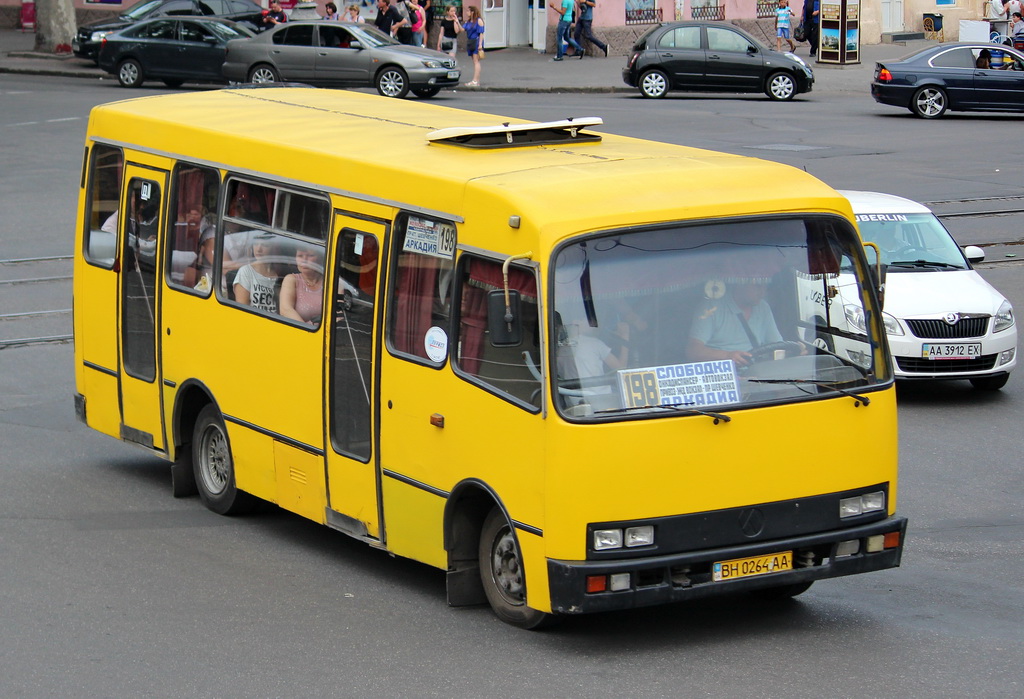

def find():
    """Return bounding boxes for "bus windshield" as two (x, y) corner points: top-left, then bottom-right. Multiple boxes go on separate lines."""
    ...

(551, 215), (887, 418)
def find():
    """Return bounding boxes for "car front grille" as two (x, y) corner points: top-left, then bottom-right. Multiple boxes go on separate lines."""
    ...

(905, 317), (988, 339)
(896, 354), (998, 373)
(442, 59), (456, 69)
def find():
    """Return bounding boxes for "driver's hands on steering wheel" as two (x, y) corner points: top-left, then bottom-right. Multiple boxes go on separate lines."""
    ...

(726, 349), (754, 367)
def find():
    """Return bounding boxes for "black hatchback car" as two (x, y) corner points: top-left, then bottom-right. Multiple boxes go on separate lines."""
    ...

(98, 17), (254, 88)
(73, 0), (264, 62)
(622, 21), (813, 101)
(872, 42), (1024, 118)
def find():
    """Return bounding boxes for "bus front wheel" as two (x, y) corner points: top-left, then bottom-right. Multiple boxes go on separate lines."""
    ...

(478, 508), (554, 629)
(192, 404), (254, 515)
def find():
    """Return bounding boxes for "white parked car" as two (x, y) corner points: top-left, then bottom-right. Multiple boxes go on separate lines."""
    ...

(842, 190), (1016, 390)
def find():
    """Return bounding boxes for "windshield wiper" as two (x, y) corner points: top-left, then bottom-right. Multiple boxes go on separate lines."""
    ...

(888, 260), (963, 270)
(746, 378), (870, 406)
(594, 404), (731, 424)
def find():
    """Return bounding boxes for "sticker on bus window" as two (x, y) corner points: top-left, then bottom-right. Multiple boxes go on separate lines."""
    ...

(424, 326), (448, 362)
(618, 361), (741, 409)
(403, 216), (456, 260)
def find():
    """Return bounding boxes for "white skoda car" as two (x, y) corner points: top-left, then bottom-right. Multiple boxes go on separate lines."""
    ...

(841, 191), (1016, 390)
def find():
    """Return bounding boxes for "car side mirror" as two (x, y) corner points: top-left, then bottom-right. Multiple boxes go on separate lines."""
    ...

(203, 35), (218, 44)
(747, 45), (758, 54)
(487, 289), (523, 347)
(349, 40), (363, 50)
(964, 245), (985, 263)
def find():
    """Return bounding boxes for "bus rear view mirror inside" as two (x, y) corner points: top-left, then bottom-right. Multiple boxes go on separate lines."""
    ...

(487, 289), (522, 347)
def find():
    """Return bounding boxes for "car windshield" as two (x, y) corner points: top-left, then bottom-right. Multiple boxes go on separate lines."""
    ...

(123, 0), (167, 20)
(209, 20), (254, 39)
(551, 216), (886, 420)
(351, 24), (401, 48)
(855, 212), (968, 270)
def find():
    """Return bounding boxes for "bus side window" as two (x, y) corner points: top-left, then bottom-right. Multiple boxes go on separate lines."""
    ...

(84, 144), (123, 267)
(168, 163), (220, 294)
(453, 256), (542, 410)
(388, 215), (456, 364)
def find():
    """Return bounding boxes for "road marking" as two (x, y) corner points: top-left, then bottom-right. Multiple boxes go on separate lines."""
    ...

(45, 117), (80, 123)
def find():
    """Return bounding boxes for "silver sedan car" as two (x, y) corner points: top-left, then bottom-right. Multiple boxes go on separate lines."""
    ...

(222, 21), (460, 98)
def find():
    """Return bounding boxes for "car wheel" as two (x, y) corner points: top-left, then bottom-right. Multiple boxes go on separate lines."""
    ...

(412, 86), (441, 99)
(191, 404), (255, 515)
(766, 71), (797, 101)
(478, 507), (556, 629)
(248, 63), (280, 84)
(910, 86), (947, 119)
(162, 78), (184, 88)
(376, 66), (410, 98)
(117, 58), (144, 88)
(638, 69), (669, 99)
(969, 374), (1009, 390)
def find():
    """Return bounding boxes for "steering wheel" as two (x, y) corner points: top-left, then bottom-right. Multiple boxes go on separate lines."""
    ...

(747, 341), (806, 361)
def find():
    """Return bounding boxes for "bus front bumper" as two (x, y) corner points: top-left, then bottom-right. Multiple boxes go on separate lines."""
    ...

(547, 516), (907, 614)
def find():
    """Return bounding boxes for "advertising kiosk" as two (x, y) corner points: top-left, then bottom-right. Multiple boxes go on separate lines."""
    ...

(817, 0), (860, 65)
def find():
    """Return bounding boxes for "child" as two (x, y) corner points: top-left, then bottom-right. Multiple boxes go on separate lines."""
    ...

(776, 0), (796, 52)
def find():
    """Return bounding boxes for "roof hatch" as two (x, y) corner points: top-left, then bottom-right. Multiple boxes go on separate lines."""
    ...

(425, 117), (603, 148)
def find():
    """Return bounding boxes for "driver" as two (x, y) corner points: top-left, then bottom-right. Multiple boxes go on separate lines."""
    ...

(687, 279), (786, 367)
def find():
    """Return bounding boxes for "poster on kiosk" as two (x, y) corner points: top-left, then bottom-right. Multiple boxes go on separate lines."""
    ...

(817, 0), (860, 64)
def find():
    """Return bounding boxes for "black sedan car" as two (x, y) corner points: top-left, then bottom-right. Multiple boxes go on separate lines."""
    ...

(74, 0), (264, 62)
(98, 17), (255, 88)
(622, 21), (813, 100)
(872, 42), (1024, 118)
(222, 22), (460, 98)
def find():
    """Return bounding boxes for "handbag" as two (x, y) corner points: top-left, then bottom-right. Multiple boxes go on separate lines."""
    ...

(794, 23), (806, 42)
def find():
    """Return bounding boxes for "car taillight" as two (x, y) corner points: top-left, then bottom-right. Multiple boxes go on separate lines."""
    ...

(101, 37), (107, 48)
(877, 67), (892, 82)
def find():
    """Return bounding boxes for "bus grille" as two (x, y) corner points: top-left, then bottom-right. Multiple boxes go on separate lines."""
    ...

(905, 317), (988, 339)
(896, 354), (998, 373)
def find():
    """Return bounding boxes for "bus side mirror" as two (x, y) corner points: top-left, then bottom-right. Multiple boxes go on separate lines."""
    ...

(487, 289), (522, 346)
(863, 241), (886, 310)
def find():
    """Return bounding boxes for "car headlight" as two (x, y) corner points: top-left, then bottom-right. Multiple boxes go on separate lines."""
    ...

(844, 305), (903, 336)
(90, 31), (111, 43)
(421, 59), (442, 68)
(993, 300), (1014, 333)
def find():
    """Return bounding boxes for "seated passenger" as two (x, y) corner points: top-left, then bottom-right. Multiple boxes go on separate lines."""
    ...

(233, 233), (280, 312)
(687, 279), (790, 367)
(280, 244), (325, 325)
(556, 317), (630, 381)
(977, 49), (993, 69)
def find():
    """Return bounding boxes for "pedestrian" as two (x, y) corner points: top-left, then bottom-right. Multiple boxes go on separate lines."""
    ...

(345, 3), (365, 21)
(392, 0), (413, 44)
(550, 0), (583, 61)
(1013, 11), (1024, 35)
(436, 5), (461, 58)
(463, 5), (485, 86)
(373, 0), (399, 34)
(323, 1), (339, 19)
(573, 0), (608, 57)
(775, 0), (796, 52)
(407, 0), (426, 47)
(263, 0), (288, 30)
(802, 0), (820, 57)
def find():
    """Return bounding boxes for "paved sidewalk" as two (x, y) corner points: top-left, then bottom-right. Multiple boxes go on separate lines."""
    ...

(0, 26), (935, 93)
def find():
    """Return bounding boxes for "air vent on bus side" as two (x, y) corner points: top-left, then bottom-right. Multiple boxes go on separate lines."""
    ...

(425, 117), (603, 149)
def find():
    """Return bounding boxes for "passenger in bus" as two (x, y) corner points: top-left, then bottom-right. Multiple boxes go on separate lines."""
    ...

(280, 244), (325, 325)
(233, 233), (280, 312)
(687, 279), (786, 367)
(556, 317), (630, 380)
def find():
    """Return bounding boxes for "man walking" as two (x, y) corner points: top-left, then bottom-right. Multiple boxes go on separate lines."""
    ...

(574, 0), (608, 57)
(550, 0), (583, 61)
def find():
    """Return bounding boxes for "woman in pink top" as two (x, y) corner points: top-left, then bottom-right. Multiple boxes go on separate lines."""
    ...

(280, 244), (325, 325)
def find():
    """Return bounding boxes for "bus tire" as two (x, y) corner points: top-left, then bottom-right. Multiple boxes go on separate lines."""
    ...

(751, 581), (813, 600)
(117, 58), (144, 88)
(192, 404), (254, 515)
(478, 508), (555, 629)
(376, 66), (410, 98)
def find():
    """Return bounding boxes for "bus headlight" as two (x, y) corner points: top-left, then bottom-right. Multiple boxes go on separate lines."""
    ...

(840, 491), (885, 518)
(593, 525), (655, 550)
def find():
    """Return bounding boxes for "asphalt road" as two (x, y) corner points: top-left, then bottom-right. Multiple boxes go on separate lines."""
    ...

(1, 75), (1022, 697)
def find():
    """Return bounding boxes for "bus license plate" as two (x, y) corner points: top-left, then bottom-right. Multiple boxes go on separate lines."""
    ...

(921, 343), (981, 360)
(713, 551), (793, 582)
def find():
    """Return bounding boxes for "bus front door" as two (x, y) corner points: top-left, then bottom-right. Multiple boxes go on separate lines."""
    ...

(117, 168), (168, 451)
(325, 219), (384, 541)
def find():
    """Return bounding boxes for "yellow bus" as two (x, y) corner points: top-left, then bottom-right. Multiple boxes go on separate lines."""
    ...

(74, 88), (906, 628)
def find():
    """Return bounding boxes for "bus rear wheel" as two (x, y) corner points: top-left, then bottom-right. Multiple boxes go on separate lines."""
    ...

(192, 404), (254, 515)
(478, 508), (554, 629)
